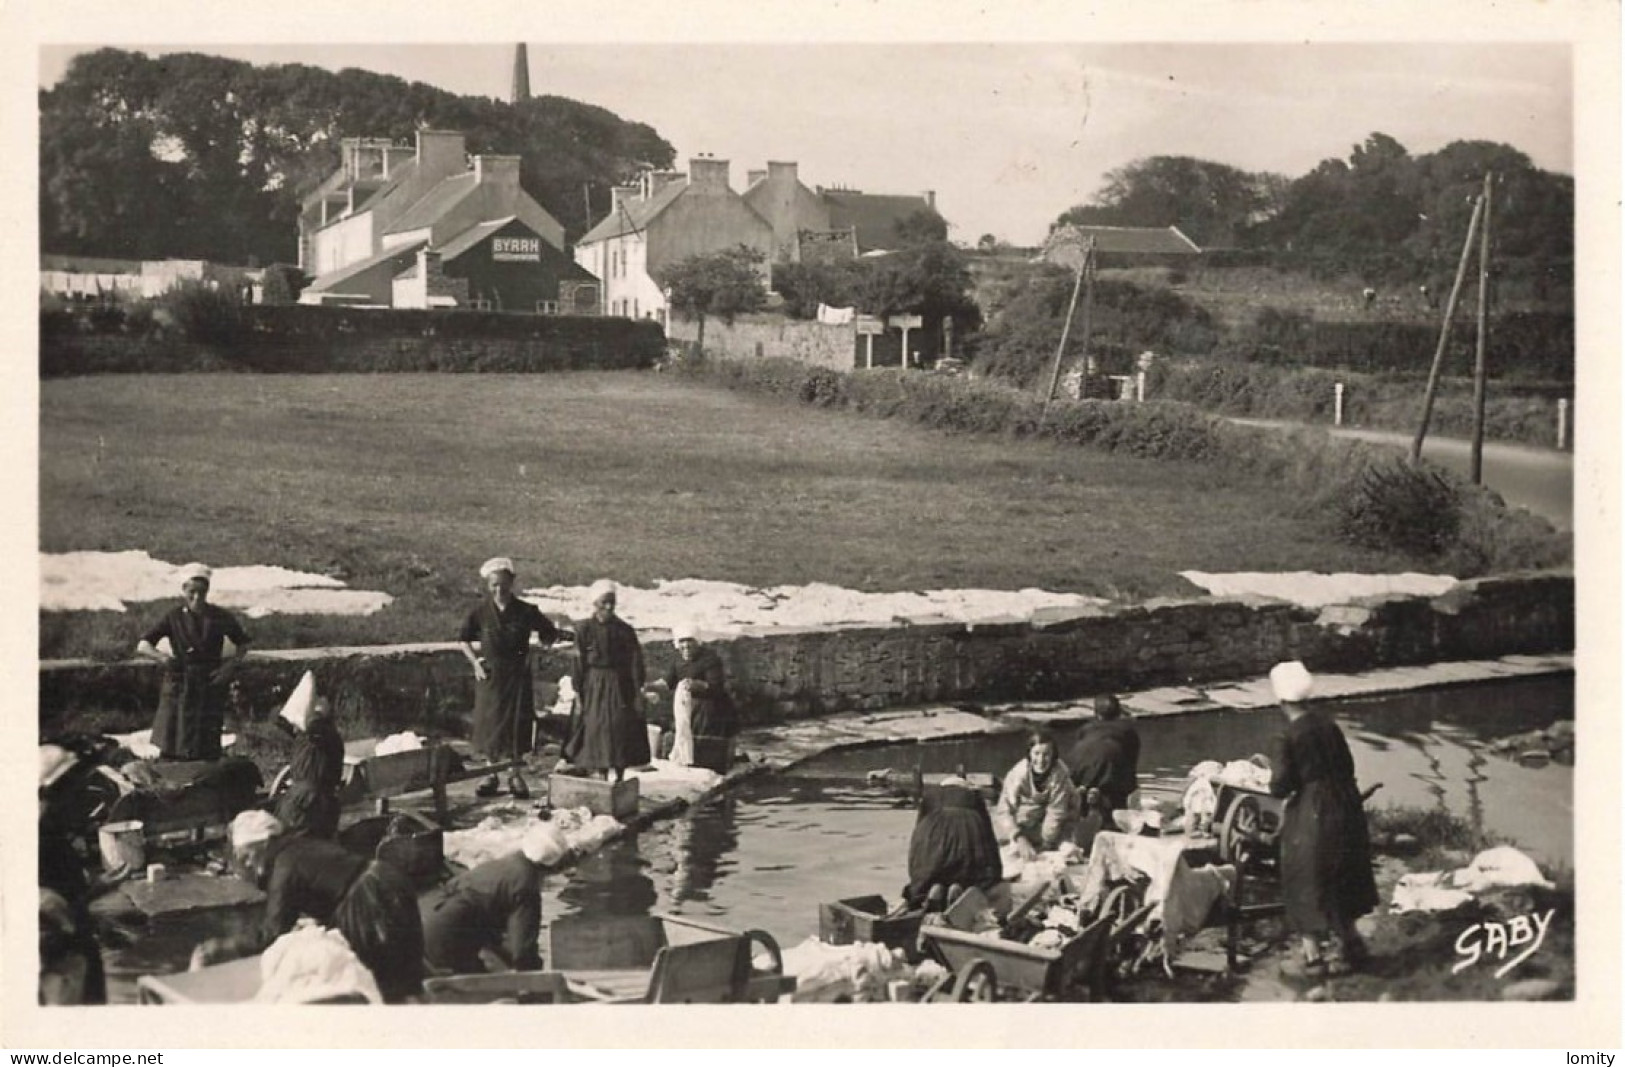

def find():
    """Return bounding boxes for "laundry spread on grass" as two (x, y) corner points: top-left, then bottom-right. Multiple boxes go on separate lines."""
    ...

(1179, 571), (1457, 608)
(1389, 847), (1555, 914)
(40, 550), (393, 618)
(520, 579), (1108, 634)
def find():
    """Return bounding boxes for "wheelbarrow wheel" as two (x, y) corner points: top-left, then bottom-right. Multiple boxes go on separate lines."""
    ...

(1217, 794), (1262, 865)
(953, 959), (998, 1002)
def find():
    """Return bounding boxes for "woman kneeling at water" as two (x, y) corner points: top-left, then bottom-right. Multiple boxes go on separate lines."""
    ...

(992, 730), (1080, 855)
(193, 811), (425, 1003)
(421, 822), (571, 975)
(903, 775), (1003, 911)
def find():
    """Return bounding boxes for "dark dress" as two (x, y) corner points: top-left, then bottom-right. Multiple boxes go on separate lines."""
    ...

(248, 836), (425, 1003)
(421, 852), (541, 974)
(904, 784), (1004, 908)
(661, 647), (737, 739)
(566, 614), (649, 771)
(140, 602), (250, 760)
(460, 597), (559, 763)
(274, 715), (345, 839)
(1066, 719), (1141, 815)
(1269, 709), (1379, 936)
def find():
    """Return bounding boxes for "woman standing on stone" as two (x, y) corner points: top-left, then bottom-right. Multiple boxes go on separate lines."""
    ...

(1267, 660), (1378, 978)
(135, 563), (250, 761)
(565, 580), (648, 782)
(459, 558), (561, 799)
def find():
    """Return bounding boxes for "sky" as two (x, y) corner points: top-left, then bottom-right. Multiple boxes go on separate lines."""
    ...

(37, 41), (1573, 246)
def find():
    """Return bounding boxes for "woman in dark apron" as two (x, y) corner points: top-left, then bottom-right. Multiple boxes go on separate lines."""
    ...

(459, 558), (560, 798)
(135, 563), (250, 761)
(565, 579), (648, 782)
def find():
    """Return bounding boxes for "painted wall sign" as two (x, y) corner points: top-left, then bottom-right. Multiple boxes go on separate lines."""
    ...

(492, 237), (541, 262)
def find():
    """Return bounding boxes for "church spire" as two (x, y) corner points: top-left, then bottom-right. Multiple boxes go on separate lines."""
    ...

(511, 43), (531, 104)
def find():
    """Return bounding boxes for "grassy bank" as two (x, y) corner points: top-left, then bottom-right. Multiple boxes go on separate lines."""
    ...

(40, 372), (1448, 659)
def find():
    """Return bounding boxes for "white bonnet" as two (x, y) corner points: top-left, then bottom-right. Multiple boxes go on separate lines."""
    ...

(1269, 661), (1315, 704)
(587, 579), (618, 603)
(231, 810), (286, 851)
(179, 562), (213, 584)
(479, 557), (515, 579)
(520, 822), (571, 867)
(671, 620), (699, 643)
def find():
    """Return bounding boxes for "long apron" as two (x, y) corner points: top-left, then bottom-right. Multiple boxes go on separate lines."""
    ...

(569, 665), (650, 771)
(1280, 778), (1379, 935)
(151, 663), (225, 761)
(471, 652), (534, 763)
(332, 860), (425, 1004)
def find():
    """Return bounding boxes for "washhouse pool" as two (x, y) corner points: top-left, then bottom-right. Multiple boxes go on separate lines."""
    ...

(98, 673), (1574, 1001)
(542, 673), (1576, 952)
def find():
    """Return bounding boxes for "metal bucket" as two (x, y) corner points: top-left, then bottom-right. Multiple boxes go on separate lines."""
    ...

(98, 820), (146, 873)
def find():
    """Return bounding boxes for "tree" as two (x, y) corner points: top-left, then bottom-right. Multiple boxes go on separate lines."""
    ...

(891, 208), (949, 248)
(854, 241), (981, 331)
(654, 245), (768, 353)
(1053, 156), (1283, 248)
(771, 259), (866, 319)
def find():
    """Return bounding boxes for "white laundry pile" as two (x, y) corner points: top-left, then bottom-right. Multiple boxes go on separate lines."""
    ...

(372, 732), (425, 757)
(442, 806), (621, 870)
(1390, 847), (1554, 914)
(519, 578), (1106, 635)
(1000, 840), (1081, 887)
(1180, 758), (1273, 834)
(669, 680), (696, 766)
(254, 920), (382, 1004)
(39, 550), (392, 618)
(1178, 571), (1458, 609)
(780, 936), (914, 1003)
(624, 759), (722, 801)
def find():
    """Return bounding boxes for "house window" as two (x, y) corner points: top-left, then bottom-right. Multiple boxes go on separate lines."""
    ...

(469, 297), (492, 311)
(536, 300), (559, 315)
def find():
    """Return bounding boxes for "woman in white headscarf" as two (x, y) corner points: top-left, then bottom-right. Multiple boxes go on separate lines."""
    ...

(564, 580), (648, 782)
(1267, 661), (1378, 978)
(421, 821), (570, 975)
(643, 621), (736, 768)
(135, 563), (251, 761)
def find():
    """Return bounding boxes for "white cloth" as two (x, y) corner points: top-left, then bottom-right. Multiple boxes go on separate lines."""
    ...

(1391, 872), (1475, 914)
(1072, 832), (1234, 955)
(231, 810), (285, 850)
(255, 921), (382, 1004)
(1388, 848), (1552, 913)
(1269, 661), (1314, 703)
(373, 731), (424, 756)
(669, 679), (696, 766)
(815, 303), (856, 325)
(279, 671), (318, 731)
(780, 937), (911, 1003)
(520, 822), (570, 866)
(479, 557), (515, 579)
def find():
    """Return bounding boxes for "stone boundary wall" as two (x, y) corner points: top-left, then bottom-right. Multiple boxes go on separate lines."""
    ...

(667, 313), (855, 371)
(39, 573), (1573, 742)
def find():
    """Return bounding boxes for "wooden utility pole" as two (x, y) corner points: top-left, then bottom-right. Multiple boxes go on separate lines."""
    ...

(1470, 171), (1493, 485)
(1411, 192), (1486, 463)
(1042, 237), (1095, 416)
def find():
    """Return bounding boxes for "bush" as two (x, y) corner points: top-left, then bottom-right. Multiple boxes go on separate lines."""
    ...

(1338, 457), (1461, 557)
(260, 264), (308, 305)
(161, 280), (246, 347)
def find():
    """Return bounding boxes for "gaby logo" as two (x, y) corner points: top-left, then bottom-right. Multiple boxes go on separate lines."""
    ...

(1452, 908), (1555, 978)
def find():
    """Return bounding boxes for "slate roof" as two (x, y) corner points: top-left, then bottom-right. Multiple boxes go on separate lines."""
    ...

(304, 238), (428, 293)
(435, 216), (516, 260)
(577, 180), (688, 245)
(1045, 224), (1202, 256)
(383, 173), (479, 235)
(820, 191), (934, 253)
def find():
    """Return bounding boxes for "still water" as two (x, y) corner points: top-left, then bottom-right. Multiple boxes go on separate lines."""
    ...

(543, 674), (1575, 951)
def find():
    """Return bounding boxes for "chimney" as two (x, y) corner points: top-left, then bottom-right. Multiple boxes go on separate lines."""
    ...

(925, 190), (936, 210)
(511, 43), (531, 104)
(688, 157), (731, 192)
(416, 129), (468, 183)
(474, 154), (522, 188)
(767, 161), (798, 184)
(610, 184), (640, 214)
(747, 169), (767, 188)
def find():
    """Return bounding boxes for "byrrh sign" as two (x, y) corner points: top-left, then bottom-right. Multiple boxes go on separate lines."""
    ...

(492, 237), (541, 262)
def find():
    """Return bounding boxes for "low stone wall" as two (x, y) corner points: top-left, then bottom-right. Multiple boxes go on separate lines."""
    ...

(667, 313), (856, 371)
(40, 573), (1572, 741)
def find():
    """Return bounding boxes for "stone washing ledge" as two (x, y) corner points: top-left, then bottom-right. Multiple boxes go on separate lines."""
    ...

(733, 652), (1576, 771)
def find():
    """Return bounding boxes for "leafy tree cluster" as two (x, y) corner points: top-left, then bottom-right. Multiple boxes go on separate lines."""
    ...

(1054, 135), (1572, 295)
(40, 48), (675, 264)
(654, 245), (769, 353)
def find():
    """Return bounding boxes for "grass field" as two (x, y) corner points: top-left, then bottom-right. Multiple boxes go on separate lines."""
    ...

(40, 372), (1420, 658)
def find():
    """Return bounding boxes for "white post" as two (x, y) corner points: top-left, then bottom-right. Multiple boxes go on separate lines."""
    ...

(1334, 382), (1345, 427)
(899, 326), (913, 369)
(865, 334), (874, 369)
(1557, 398), (1569, 450)
(1136, 371), (1146, 402)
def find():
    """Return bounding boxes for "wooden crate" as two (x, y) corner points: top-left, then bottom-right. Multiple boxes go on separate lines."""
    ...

(819, 895), (923, 954)
(691, 735), (736, 774)
(547, 772), (640, 818)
